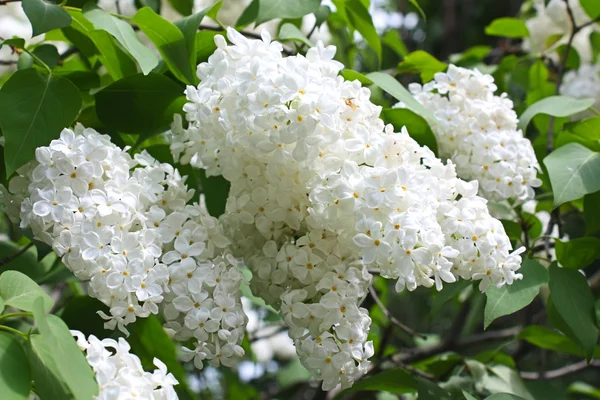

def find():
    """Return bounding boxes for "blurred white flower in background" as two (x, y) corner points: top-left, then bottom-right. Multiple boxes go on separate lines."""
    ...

(523, 0), (600, 63)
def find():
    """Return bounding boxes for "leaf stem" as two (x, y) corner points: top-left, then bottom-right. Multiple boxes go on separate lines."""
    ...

(0, 325), (28, 339)
(0, 242), (34, 267)
(0, 312), (33, 321)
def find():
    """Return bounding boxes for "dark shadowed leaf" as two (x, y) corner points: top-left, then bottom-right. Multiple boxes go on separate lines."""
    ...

(0, 69), (81, 177)
(95, 73), (185, 136)
(484, 259), (548, 329)
(22, 0), (72, 37)
(548, 262), (599, 359)
(0, 333), (31, 400)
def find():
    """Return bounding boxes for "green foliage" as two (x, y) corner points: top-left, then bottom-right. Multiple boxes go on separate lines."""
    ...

(580, 0), (600, 19)
(483, 259), (548, 329)
(133, 7), (195, 84)
(0, 271), (53, 312)
(484, 18), (529, 39)
(83, 3), (159, 74)
(255, 0), (321, 26)
(22, 0), (72, 37)
(397, 50), (447, 82)
(0, 69), (82, 177)
(543, 142), (600, 206)
(167, 0), (193, 17)
(32, 298), (98, 399)
(382, 108), (438, 155)
(555, 237), (600, 269)
(340, 0), (382, 64)
(548, 263), (599, 360)
(95, 73), (185, 136)
(0, 333), (31, 400)
(337, 368), (417, 397)
(366, 71), (435, 120)
(278, 23), (312, 47)
(518, 96), (595, 131)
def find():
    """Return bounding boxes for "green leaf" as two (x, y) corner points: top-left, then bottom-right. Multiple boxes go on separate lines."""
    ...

(543, 143), (600, 206)
(344, 0), (382, 64)
(0, 38), (25, 49)
(205, 0), (223, 20)
(464, 391), (479, 400)
(0, 271), (53, 312)
(581, 0), (600, 19)
(95, 73), (185, 136)
(314, 5), (331, 26)
(418, 378), (455, 399)
(556, 44), (580, 70)
(431, 280), (472, 314)
(199, 170), (230, 217)
(485, 395), (528, 400)
(584, 191), (600, 235)
(484, 259), (548, 329)
(518, 325), (600, 358)
(555, 237), (600, 269)
(32, 44), (60, 69)
(22, 0), (72, 37)
(27, 335), (72, 399)
(407, 0), (426, 20)
(174, 7), (212, 75)
(501, 219), (522, 242)
(383, 29), (408, 57)
(67, 11), (138, 80)
(83, 3), (158, 74)
(0, 68), (82, 177)
(336, 368), (417, 397)
(0, 333), (31, 400)
(397, 50), (448, 82)
(0, 297), (4, 314)
(548, 262), (599, 360)
(195, 30), (219, 64)
(0, 241), (47, 281)
(167, 0), (193, 16)
(518, 96), (595, 131)
(256, 0), (321, 25)
(127, 315), (190, 398)
(60, 296), (112, 338)
(366, 72), (435, 121)
(278, 23), (312, 47)
(32, 298), (98, 400)
(236, 0), (259, 27)
(382, 108), (438, 155)
(133, 7), (194, 84)
(484, 18), (529, 39)
(340, 68), (373, 85)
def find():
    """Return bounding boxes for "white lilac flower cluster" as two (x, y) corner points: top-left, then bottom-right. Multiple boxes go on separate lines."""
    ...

(398, 65), (541, 203)
(169, 28), (525, 390)
(560, 63), (600, 119)
(2, 125), (247, 369)
(523, 0), (600, 64)
(72, 331), (178, 399)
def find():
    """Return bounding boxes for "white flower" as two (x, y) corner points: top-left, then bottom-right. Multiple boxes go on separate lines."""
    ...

(71, 331), (178, 400)
(398, 64), (541, 203)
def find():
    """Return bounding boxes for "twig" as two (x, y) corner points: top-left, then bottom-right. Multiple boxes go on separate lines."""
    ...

(521, 359), (600, 380)
(392, 326), (521, 364)
(0, 242), (34, 267)
(0, 0), (21, 4)
(368, 286), (426, 339)
(248, 325), (287, 342)
(0, 60), (17, 65)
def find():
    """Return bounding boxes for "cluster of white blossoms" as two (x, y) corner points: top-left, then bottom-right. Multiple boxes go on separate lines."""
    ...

(523, 0), (600, 64)
(398, 65), (541, 203)
(72, 331), (178, 399)
(2, 125), (247, 370)
(560, 63), (600, 119)
(169, 28), (525, 390)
